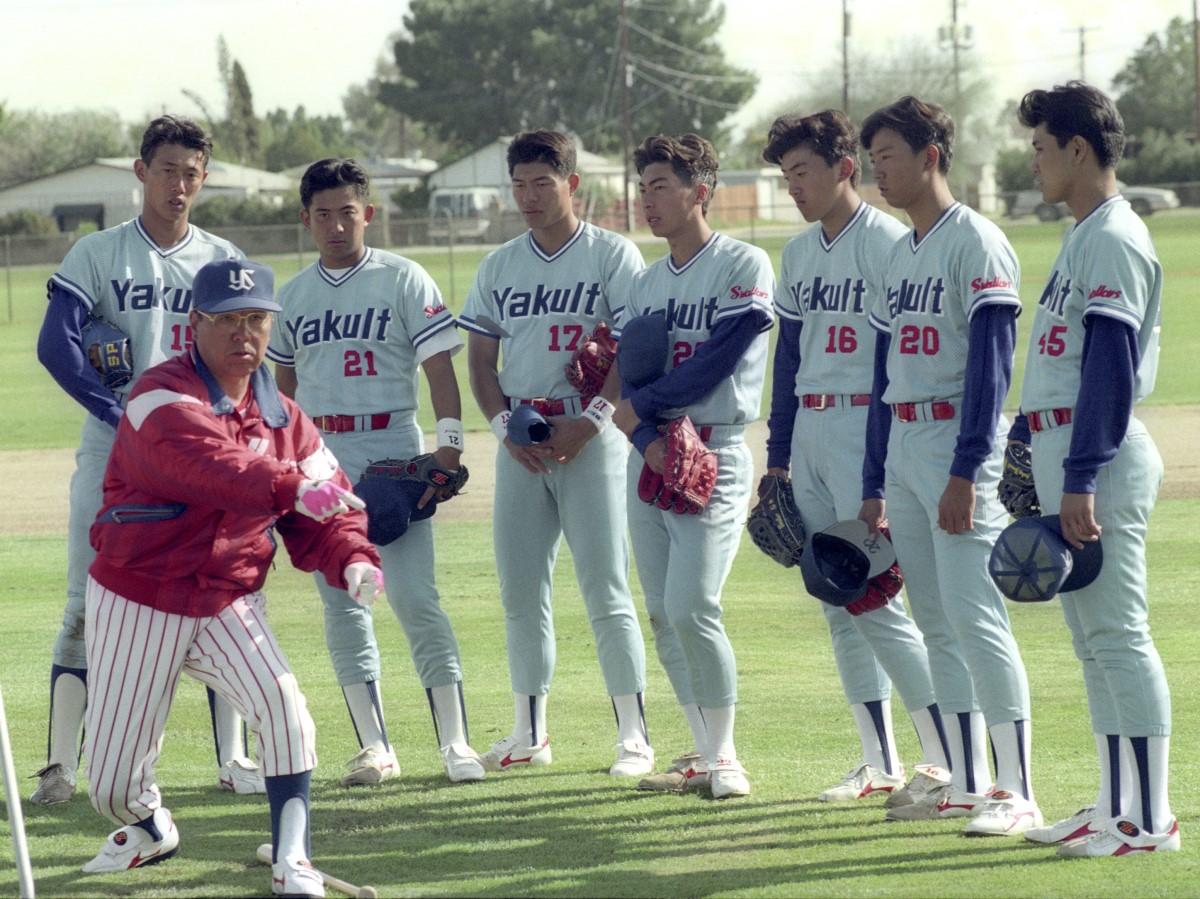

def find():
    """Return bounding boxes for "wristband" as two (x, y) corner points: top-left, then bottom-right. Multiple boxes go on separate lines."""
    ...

(436, 417), (464, 451)
(490, 410), (511, 441)
(581, 396), (615, 432)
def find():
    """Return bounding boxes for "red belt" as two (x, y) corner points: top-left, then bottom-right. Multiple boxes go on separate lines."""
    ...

(892, 401), (955, 423)
(1027, 408), (1073, 433)
(802, 393), (871, 411)
(515, 397), (567, 416)
(312, 413), (392, 433)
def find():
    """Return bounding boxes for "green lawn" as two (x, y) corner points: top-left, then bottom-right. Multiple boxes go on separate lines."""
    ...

(2, 503), (1197, 897)
(4, 209), (1196, 451)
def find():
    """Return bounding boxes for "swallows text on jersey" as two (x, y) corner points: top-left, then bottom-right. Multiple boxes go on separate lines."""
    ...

(886, 276), (946, 318)
(491, 281), (602, 320)
(283, 307), (393, 346)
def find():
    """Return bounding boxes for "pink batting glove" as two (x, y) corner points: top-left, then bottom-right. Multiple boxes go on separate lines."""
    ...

(295, 480), (366, 522)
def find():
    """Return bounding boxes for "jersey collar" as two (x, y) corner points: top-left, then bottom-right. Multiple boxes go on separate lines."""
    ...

(135, 218), (195, 258)
(908, 202), (960, 253)
(1072, 194), (1123, 231)
(820, 202), (868, 253)
(667, 231), (719, 276)
(189, 346), (289, 427)
(317, 248), (372, 287)
(527, 221), (585, 263)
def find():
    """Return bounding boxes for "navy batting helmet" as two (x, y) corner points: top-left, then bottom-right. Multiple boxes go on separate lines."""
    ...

(507, 404), (553, 446)
(989, 515), (1103, 602)
(617, 313), (669, 388)
(800, 520), (897, 608)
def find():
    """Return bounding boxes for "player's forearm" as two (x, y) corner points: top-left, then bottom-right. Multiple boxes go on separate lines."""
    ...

(422, 351), (463, 421)
(466, 335), (508, 420)
(629, 311), (766, 420)
(861, 331), (892, 499)
(765, 317), (802, 470)
(38, 289), (123, 428)
(1063, 315), (1138, 494)
(951, 305), (1015, 482)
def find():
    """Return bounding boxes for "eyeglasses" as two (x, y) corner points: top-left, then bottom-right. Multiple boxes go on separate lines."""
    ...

(195, 310), (273, 333)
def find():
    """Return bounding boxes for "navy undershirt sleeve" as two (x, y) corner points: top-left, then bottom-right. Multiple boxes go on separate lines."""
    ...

(1063, 315), (1138, 494)
(950, 304), (1016, 481)
(1007, 412), (1031, 444)
(37, 285), (123, 428)
(628, 311), (769, 421)
(765, 318), (801, 470)
(861, 331), (892, 499)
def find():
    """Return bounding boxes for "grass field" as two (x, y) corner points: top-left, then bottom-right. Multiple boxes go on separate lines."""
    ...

(2, 209), (1197, 450)
(1, 208), (1197, 896)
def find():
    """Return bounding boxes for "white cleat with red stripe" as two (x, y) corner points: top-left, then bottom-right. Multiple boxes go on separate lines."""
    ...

(481, 735), (552, 772)
(963, 790), (1043, 836)
(219, 757), (267, 794)
(819, 763), (905, 802)
(1024, 805), (1102, 844)
(82, 807), (180, 873)
(1058, 817), (1181, 857)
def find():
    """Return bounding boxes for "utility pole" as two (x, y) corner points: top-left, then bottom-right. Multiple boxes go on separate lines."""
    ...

(938, 0), (973, 124)
(1065, 26), (1100, 81)
(620, 0), (634, 233)
(1193, 0), (1200, 140)
(842, 0), (851, 113)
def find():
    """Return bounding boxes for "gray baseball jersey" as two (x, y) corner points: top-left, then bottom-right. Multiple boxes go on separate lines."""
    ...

(459, 221), (644, 399)
(618, 232), (774, 425)
(267, 247), (461, 412)
(869, 203), (1021, 404)
(778, 202), (908, 395)
(1020, 195), (1162, 411)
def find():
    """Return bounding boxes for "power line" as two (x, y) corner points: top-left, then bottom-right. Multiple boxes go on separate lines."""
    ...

(630, 54), (757, 84)
(634, 68), (744, 111)
(626, 20), (713, 63)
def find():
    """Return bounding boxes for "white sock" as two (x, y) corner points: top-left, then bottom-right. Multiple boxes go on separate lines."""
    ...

(1127, 735), (1172, 833)
(428, 682), (468, 748)
(210, 690), (247, 765)
(851, 700), (899, 775)
(278, 796), (308, 862)
(513, 693), (547, 746)
(342, 681), (389, 751)
(612, 693), (648, 744)
(945, 710), (990, 794)
(48, 670), (87, 772)
(909, 704), (950, 769)
(699, 705), (736, 765)
(682, 703), (708, 756)
(989, 719), (1033, 800)
(1095, 733), (1129, 818)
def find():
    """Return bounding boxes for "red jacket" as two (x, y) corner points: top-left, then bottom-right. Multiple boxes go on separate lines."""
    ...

(90, 348), (378, 616)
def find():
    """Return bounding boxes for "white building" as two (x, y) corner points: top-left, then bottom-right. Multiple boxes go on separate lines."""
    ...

(0, 157), (294, 231)
(427, 136), (625, 198)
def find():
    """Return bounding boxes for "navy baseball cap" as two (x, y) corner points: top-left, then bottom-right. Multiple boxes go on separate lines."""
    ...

(617, 313), (669, 389)
(192, 259), (281, 314)
(989, 515), (1104, 603)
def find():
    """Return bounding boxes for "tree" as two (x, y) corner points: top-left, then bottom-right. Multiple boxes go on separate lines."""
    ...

(260, 106), (354, 172)
(0, 109), (131, 189)
(1112, 17), (1196, 138)
(728, 42), (1000, 187)
(183, 36), (262, 165)
(0, 209), (58, 236)
(343, 55), (454, 162)
(377, 0), (755, 156)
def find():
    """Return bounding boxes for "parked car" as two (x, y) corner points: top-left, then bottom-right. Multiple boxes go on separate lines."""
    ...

(427, 187), (506, 242)
(1008, 182), (1181, 221)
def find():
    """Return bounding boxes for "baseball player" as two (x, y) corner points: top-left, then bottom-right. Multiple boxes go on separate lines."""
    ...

(760, 110), (953, 804)
(80, 258), (383, 899)
(613, 133), (772, 799)
(460, 130), (653, 777)
(34, 115), (261, 805)
(857, 96), (1041, 835)
(1013, 82), (1175, 856)
(269, 158), (484, 784)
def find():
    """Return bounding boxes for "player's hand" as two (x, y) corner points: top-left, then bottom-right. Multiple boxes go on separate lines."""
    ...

(938, 475), (976, 534)
(613, 398), (639, 437)
(858, 498), (887, 534)
(418, 446), (464, 509)
(1058, 492), (1101, 549)
(503, 436), (553, 474)
(295, 479), (366, 522)
(761, 467), (789, 498)
(542, 415), (595, 465)
(643, 437), (667, 474)
(344, 562), (385, 607)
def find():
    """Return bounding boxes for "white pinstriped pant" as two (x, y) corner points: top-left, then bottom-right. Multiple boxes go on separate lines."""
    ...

(84, 578), (317, 826)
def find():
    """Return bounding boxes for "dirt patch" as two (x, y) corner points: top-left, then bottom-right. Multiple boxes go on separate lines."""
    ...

(3, 405), (1196, 536)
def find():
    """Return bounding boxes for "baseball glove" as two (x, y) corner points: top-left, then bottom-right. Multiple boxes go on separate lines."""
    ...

(361, 454), (469, 502)
(564, 321), (618, 399)
(845, 560), (904, 616)
(637, 416), (717, 515)
(81, 317), (133, 390)
(746, 475), (806, 567)
(998, 441), (1040, 519)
